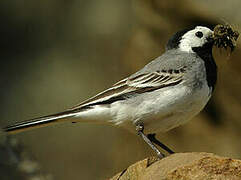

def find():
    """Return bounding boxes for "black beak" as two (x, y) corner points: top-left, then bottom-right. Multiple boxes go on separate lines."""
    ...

(206, 36), (214, 44)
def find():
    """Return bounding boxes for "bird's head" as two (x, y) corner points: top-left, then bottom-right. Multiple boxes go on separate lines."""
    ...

(166, 25), (239, 54)
(166, 26), (214, 53)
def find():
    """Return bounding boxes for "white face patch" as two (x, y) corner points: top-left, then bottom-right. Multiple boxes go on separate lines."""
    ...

(179, 26), (213, 53)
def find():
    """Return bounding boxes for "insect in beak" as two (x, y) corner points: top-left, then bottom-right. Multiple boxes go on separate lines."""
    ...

(212, 24), (239, 52)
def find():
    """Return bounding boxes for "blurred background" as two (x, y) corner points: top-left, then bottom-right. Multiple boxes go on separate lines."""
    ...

(0, 0), (240, 179)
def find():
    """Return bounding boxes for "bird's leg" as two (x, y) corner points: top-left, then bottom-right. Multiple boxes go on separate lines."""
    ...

(147, 133), (175, 154)
(136, 124), (165, 158)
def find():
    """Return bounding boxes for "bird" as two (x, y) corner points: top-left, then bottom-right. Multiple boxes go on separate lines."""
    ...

(4, 26), (218, 158)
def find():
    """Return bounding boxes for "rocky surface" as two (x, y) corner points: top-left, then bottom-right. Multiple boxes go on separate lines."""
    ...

(110, 152), (241, 180)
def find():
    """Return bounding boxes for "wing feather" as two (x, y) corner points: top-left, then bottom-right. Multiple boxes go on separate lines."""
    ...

(127, 71), (183, 88)
(70, 69), (185, 109)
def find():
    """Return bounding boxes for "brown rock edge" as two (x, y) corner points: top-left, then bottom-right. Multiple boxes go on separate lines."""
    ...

(110, 152), (241, 180)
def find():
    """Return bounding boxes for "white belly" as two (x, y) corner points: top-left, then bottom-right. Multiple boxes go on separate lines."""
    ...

(110, 82), (211, 134)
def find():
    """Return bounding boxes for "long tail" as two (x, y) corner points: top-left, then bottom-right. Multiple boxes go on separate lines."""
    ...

(3, 110), (79, 134)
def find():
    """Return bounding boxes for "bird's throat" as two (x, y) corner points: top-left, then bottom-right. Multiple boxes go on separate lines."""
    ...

(192, 43), (217, 91)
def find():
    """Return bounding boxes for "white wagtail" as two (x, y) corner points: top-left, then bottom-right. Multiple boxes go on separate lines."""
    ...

(4, 25), (238, 158)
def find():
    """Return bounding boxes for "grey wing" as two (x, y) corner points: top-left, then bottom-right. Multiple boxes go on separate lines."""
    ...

(71, 50), (193, 109)
(70, 70), (185, 109)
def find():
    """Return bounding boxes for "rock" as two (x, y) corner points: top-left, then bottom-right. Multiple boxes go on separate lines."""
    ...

(110, 152), (241, 180)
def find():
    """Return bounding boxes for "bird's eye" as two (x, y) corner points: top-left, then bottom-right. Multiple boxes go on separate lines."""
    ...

(195, 31), (203, 38)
